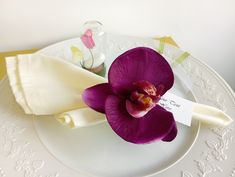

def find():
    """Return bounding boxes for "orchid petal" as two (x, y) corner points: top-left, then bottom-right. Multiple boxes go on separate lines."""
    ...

(162, 122), (177, 141)
(108, 47), (174, 95)
(82, 83), (113, 113)
(105, 95), (176, 144)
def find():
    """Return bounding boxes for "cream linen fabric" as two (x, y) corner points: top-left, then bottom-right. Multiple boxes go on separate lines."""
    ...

(5, 54), (107, 128)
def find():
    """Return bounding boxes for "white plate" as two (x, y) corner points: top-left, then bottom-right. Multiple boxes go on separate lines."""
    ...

(34, 34), (199, 177)
(0, 34), (234, 177)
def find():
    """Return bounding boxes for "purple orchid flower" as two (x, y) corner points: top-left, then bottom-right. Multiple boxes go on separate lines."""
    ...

(82, 47), (177, 144)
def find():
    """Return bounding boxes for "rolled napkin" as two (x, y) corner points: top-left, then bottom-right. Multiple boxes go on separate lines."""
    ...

(5, 54), (233, 128)
(57, 108), (105, 128)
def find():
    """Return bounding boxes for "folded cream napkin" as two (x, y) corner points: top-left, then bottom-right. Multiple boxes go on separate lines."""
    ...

(6, 54), (106, 128)
(5, 54), (233, 128)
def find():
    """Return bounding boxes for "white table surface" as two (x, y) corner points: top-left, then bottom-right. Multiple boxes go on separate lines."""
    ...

(0, 0), (234, 89)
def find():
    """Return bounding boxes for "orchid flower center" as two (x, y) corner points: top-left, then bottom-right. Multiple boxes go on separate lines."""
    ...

(126, 80), (163, 118)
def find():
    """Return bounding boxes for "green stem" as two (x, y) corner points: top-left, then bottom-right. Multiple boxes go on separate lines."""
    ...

(80, 58), (85, 68)
(89, 49), (95, 69)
